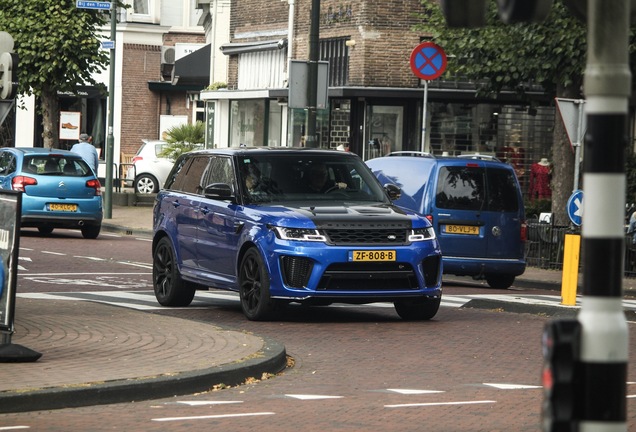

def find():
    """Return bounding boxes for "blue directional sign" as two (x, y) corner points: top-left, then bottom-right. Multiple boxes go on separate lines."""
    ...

(101, 40), (115, 50)
(76, 1), (111, 10)
(567, 189), (584, 226)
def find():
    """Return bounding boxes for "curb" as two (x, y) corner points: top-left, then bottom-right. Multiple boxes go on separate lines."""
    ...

(0, 337), (287, 414)
(101, 222), (153, 238)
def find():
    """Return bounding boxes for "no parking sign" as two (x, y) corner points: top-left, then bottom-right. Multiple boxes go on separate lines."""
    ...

(410, 42), (447, 81)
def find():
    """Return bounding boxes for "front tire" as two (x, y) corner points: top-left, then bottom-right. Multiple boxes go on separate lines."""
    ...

(153, 237), (195, 307)
(394, 296), (441, 321)
(239, 247), (279, 321)
(135, 174), (158, 194)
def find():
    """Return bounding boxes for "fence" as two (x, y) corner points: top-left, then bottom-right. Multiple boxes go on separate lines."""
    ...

(526, 222), (636, 278)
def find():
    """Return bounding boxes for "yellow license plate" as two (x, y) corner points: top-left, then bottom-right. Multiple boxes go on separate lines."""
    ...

(49, 203), (77, 212)
(445, 224), (479, 235)
(352, 250), (396, 262)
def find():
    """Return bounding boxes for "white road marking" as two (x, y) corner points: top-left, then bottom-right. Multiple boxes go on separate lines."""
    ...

(0, 427), (30, 431)
(285, 394), (343, 400)
(385, 400), (496, 408)
(172, 401), (243, 406)
(41, 251), (66, 256)
(483, 383), (542, 390)
(387, 389), (444, 395)
(152, 412), (275, 422)
(18, 257), (32, 261)
(73, 256), (106, 261)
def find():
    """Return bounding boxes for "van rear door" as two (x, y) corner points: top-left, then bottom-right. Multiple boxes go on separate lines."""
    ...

(432, 164), (488, 259)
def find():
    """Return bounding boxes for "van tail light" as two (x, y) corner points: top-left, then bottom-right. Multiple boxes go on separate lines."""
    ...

(86, 179), (102, 196)
(12, 176), (37, 192)
(520, 220), (528, 242)
(425, 214), (434, 224)
(132, 156), (143, 163)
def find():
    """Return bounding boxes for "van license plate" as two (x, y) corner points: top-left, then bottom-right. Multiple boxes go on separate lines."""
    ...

(351, 250), (396, 262)
(445, 225), (479, 235)
(48, 203), (77, 212)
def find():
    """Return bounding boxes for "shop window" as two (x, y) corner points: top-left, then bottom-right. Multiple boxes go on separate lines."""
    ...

(230, 100), (265, 147)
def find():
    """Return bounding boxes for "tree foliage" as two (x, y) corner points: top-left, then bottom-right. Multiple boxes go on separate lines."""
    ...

(0, 0), (120, 147)
(160, 121), (205, 162)
(415, 0), (587, 224)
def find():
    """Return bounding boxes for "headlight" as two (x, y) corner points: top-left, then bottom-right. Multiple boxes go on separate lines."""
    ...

(408, 227), (436, 242)
(272, 226), (327, 242)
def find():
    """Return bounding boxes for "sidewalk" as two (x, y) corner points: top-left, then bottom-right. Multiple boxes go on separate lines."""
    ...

(1, 202), (633, 414)
(0, 203), (286, 414)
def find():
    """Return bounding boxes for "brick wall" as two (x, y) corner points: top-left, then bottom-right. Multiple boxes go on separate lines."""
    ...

(226, 0), (425, 88)
(120, 44), (162, 155)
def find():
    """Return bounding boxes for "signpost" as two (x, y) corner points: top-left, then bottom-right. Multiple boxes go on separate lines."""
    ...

(556, 98), (586, 193)
(410, 42), (447, 153)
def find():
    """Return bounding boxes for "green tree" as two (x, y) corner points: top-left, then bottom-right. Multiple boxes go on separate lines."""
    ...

(415, 0), (587, 224)
(160, 121), (205, 161)
(0, 1), (120, 148)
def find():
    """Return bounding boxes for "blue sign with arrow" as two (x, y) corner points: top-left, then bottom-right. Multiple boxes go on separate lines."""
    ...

(567, 189), (584, 226)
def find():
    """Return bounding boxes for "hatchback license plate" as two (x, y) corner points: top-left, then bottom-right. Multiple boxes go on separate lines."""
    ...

(445, 224), (479, 235)
(351, 250), (396, 262)
(49, 203), (77, 212)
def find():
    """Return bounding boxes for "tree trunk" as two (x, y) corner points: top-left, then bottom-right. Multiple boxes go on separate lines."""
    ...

(551, 83), (580, 225)
(40, 86), (59, 149)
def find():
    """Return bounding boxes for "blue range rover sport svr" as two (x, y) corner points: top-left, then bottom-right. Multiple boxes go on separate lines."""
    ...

(152, 147), (442, 321)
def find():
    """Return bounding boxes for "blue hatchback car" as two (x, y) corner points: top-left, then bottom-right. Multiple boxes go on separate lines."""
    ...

(152, 148), (443, 321)
(0, 148), (103, 239)
(367, 153), (526, 289)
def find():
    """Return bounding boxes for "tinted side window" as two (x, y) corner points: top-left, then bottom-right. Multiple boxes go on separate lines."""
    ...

(435, 166), (485, 211)
(179, 156), (210, 194)
(202, 157), (234, 189)
(0, 152), (16, 175)
(486, 168), (519, 212)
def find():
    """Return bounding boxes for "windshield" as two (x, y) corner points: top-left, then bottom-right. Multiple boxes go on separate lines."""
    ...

(237, 153), (389, 205)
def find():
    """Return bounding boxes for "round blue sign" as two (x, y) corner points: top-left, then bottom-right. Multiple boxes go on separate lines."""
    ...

(410, 42), (447, 81)
(567, 190), (584, 226)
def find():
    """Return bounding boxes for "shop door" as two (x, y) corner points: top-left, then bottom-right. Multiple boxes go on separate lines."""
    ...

(364, 105), (403, 160)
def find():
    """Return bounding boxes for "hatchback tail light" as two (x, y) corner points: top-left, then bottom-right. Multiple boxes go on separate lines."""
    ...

(520, 220), (528, 242)
(12, 176), (37, 192)
(86, 179), (102, 196)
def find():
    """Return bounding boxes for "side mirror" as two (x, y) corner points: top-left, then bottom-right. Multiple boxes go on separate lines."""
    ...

(384, 183), (402, 201)
(203, 183), (234, 200)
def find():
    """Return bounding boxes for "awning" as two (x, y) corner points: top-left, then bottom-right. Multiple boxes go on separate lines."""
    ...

(171, 44), (211, 86)
(219, 39), (287, 55)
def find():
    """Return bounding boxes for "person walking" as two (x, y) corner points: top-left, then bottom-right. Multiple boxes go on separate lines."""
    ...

(71, 133), (99, 174)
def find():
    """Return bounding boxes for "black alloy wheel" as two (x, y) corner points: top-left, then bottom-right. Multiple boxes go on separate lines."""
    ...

(238, 247), (279, 321)
(153, 237), (195, 307)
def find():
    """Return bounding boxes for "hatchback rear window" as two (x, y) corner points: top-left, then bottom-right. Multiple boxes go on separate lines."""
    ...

(22, 155), (92, 177)
(435, 166), (518, 212)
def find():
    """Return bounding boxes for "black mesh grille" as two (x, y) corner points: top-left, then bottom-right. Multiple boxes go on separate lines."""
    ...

(323, 229), (408, 245)
(280, 256), (314, 288)
(317, 262), (418, 291)
(422, 255), (441, 287)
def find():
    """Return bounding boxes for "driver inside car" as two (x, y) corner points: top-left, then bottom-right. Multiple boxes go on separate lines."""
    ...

(305, 163), (347, 193)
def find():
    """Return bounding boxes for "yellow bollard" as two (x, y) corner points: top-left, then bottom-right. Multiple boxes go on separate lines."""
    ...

(561, 233), (580, 306)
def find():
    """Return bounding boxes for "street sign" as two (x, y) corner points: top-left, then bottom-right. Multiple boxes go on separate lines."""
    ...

(101, 40), (115, 50)
(410, 42), (447, 81)
(76, 1), (111, 10)
(567, 189), (584, 226)
(555, 98), (586, 152)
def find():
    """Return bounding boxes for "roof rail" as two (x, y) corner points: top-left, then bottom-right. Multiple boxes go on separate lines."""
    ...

(456, 153), (502, 162)
(386, 151), (436, 158)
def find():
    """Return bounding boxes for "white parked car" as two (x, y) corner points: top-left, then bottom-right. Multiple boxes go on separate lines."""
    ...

(126, 140), (174, 194)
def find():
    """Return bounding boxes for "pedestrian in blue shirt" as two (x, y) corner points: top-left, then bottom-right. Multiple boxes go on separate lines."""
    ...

(70, 133), (99, 174)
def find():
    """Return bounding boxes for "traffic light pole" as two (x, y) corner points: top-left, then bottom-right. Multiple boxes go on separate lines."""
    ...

(578, 0), (629, 429)
(104, 2), (117, 219)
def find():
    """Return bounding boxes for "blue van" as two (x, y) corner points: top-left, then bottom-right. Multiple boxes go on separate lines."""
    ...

(367, 153), (526, 289)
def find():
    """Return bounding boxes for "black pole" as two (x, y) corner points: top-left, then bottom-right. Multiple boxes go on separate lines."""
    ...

(305, 0), (319, 148)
